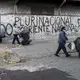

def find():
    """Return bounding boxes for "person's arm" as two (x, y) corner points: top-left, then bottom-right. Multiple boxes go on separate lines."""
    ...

(60, 32), (67, 42)
(64, 32), (68, 40)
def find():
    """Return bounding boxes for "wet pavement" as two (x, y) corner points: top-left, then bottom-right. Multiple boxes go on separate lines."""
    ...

(0, 37), (79, 80)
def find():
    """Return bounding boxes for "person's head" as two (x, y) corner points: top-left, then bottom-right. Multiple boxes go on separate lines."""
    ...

(61, 27), (66, 31)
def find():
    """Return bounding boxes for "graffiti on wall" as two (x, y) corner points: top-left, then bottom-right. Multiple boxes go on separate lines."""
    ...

(1, 15), (80, 38)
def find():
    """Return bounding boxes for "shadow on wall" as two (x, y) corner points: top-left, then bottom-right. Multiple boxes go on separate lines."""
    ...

(0, 68), (77, 80)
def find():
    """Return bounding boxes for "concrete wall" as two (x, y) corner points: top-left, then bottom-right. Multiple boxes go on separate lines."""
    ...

(1, 15), (80, 39)
(0, 1), (80, 40)
(0, 1), (14, 14)
(60, 5), (80, 15)
(1, 1), (80, 15)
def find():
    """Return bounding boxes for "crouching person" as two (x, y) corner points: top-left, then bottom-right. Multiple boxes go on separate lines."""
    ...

(20, 27), (32, 45)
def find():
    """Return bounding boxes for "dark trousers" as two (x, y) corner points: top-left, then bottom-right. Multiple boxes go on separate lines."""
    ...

(55, 43), (68, 56)
(12, 34), (20, 44)
(0, 38), (2, 43)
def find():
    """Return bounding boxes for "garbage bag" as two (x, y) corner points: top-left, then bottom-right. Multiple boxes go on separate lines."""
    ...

(68, 42), (75, 50)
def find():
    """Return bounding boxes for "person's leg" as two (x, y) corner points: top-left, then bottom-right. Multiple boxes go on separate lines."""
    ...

(0, 38), (2, 43)
(54, 44), (61, 57)
(12, 34), (16, 44)
(62, 44), (71, 57)
(16, 35), (20, 44)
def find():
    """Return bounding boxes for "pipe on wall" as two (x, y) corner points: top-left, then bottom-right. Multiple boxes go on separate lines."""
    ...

(14, 0), (20, 14)
(58, 0), (66, 15)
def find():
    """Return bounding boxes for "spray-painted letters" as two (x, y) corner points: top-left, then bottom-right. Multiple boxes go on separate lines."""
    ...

(1, 15), (80, 39)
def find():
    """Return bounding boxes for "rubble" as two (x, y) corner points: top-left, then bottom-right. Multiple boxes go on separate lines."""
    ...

(0, 48), (21, 65)
(12, 44), (23, 48)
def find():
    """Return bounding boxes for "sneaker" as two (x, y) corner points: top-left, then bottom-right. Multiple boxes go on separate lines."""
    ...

(66, 54), (71, 57)
(54, 54), (60, 57)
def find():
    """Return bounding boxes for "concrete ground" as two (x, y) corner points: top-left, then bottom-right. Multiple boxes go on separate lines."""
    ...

(0, 36), (79, 80)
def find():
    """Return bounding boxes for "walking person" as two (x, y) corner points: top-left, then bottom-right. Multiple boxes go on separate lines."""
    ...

(12, 24), (20, 44)
(54, 27), (71, 57)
